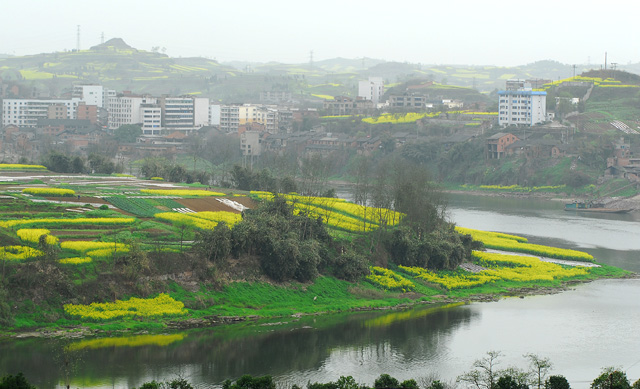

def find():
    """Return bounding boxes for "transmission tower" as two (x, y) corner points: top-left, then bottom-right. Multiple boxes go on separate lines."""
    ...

(76, 25), (80, 51)
(309, 50), (314, 69)
(101, 32), (105, 44)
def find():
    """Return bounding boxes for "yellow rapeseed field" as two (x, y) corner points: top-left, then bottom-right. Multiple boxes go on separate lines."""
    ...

(64, 293), (187, 321)
(16, 228), (58, 245)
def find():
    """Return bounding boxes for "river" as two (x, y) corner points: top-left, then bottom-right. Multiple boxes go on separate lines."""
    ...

(1, 193), (639, 388)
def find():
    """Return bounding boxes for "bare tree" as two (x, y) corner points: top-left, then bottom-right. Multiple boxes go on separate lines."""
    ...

(351, 156), (371, 232)
(525, 353), (553, 389)
(457, 351), (503, 389)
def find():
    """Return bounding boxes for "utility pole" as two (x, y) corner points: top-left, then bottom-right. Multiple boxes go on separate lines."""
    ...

(572, 64), (577, 78)
(611, 63), (618, 80)
(604, 52), (607, 70)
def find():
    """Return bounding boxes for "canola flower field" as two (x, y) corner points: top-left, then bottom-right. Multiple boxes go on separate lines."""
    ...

(64, 293), (187, 321)
(0, 217), (136, 229)
(367, 266), (415, 293)
(251, 191), (404, 233)
(16, 228), (58, 245)
(22, 187), (76, 197)
(0, 245), (44, 261)
(399, 251), (589, 291)
(58, 257), (92, 265)
(455, 227), (594, 262)
(543, 76), (640, 89)
(0, 163), (47, 171)
(154, 211), (242, 230)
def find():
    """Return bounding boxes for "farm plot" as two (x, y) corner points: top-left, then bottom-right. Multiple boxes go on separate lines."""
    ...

(175, 197), (251, 213)
(104, 196), (194, 217)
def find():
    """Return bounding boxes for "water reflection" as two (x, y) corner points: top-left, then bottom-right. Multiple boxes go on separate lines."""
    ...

(0, 304), (476, 388)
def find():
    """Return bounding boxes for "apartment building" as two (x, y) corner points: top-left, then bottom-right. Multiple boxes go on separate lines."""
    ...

(323, 96), (375, 116)
(73, 84), (107, 107)
(358, 77), (384, 105)
(498, 80), (547, 126)
(238, 104), (258, 125)
(260, 91), (293, 103)
(76, 102), (98, 124)
(2, 98), (80, 127)
(108, 95), (149, 130)
(209, 104), (221, 126)
(389, 94), (426, 108)
(140, 104), (162, 135)
(220, 105), (240, 133)
(241, 130), (262, 156)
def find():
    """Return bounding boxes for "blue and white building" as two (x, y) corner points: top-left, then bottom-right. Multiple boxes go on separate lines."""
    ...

(498, 80), (547, 126)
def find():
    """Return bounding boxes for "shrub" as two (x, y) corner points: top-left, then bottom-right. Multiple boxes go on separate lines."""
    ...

(331, 250), (370, 281)
(545, 376), (570, 389)
(0, 286), (13, 327)
(374, 374), (399, 389)
(222, 375), (275, 389)
(0, 372), (35, 389)
(591, 368), (631, 389)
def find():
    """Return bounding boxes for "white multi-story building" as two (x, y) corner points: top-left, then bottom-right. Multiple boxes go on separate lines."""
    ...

(358, 77), (384, 105)
(140, 104), (162, 135)
(73, 84), (107, 107)
(2, 98), (80, 127)
(220, 105), (240, 133)
(498, 81), (547, 126)
(108, 96), (147, 130)
(209, 104), (221, 126)
(160, 97), (209, 134)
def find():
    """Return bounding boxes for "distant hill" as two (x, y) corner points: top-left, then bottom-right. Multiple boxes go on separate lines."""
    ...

(4, 38), (640, 103)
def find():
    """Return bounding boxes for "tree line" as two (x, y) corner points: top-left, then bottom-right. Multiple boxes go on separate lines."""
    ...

(4, 352), (639, 389)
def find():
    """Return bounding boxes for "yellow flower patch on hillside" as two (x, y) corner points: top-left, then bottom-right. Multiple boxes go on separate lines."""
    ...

(64, 293), (187, 321)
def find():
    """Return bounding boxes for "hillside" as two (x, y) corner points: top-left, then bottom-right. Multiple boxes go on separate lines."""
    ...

(6, 40), (640, 103)
(0, 168), (625, 336)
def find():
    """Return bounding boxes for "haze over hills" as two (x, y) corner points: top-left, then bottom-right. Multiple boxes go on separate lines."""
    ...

(0, 38), (637, 102)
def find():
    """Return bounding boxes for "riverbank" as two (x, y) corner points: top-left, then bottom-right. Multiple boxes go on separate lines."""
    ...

(443, 188), (640, 212)
(2, 262), (632, 340)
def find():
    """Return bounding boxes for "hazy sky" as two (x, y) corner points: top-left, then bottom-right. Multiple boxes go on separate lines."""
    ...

(2, 0), (639, 67)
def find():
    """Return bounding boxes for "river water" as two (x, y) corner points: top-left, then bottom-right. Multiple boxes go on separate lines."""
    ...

(1, 193), (639, 388)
